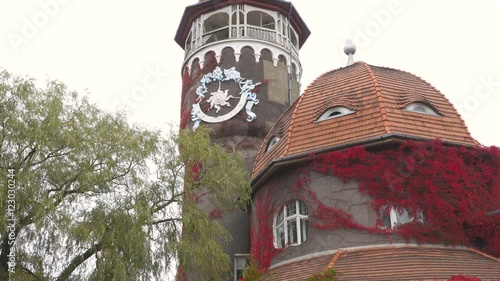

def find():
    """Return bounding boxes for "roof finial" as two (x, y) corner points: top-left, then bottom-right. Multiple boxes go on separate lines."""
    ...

(344, 39), (356, 66)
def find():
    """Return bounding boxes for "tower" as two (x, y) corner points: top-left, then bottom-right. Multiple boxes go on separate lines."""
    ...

(174, 0), (310, 279)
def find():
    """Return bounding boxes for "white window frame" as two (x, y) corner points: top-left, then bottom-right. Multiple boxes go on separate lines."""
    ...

(266, 136), (280, 152)
(233, 254), (250, 281)
(404, 102), (439, 116)
(380, 206), (424, 229)
(273, 200), (309, 249)
(316, 106), (354, 122)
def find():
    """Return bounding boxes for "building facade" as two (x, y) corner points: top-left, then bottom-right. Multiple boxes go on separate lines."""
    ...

(176, 1), (500, 280)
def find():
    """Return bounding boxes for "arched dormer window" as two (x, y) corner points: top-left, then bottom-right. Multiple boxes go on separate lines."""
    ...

(266, 136), (281, 152)
(274, 200), (309, 248)
(404, 102), (439, 116)
(317, 106), (354, 121)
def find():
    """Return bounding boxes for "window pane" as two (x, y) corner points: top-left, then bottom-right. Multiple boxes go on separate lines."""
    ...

(300, 219), (309, 243)
(381, 213), (391, 228)
(287, 220), (297, 245)
(286, 202), (296, 217)
(299, 201), (308, 215)
(276, 209), (284, 225)
(232, 13), (237, 25)
(239, 11), (244, 25)
(395, 208), (411, 225)
(278, 226), (285, 248)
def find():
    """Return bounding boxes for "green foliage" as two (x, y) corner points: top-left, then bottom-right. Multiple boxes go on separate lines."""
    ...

(305, 268), (337, 281)
(241, 258), (264, 281)
(176, 126), (252, 280)
(0, 69), (251, 280)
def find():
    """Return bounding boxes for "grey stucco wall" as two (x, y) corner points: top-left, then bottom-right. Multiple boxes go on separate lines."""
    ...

(251, 163), (410, 267)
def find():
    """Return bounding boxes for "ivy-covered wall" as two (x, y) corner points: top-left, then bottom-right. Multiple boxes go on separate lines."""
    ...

(250, 140), (500, 270)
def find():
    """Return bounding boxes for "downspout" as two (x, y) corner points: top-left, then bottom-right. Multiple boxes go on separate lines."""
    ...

(287, 2), (293, 106)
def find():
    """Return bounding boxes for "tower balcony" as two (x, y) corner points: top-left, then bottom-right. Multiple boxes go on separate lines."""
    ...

(184, 15), (300, 61)
(179, 3), (306, 79)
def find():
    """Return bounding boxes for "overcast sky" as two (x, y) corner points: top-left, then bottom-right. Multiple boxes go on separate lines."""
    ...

(1, 0), (499, 147)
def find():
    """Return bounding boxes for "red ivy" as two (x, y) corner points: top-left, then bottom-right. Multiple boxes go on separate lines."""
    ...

(447, 276), (482, 281)
(209, 207), (223, 219)
(251, 140), (500, 272)
(313, 140), (500, 257)
(446, 275), (500, 281)
(250, 186), (284, 270)
(177, 265), (187, 281)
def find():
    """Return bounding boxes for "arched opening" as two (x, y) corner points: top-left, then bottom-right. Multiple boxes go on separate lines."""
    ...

(278, 55), (287, 66)
(290, 30), (298, 49)
(247, 11), (275, 30)
(247, 10), (276, 42)
(260, 48), (273, 62)
(203, 12), (230, 44)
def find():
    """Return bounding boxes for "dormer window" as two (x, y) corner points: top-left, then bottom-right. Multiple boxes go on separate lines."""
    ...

(404, 102), (439, 116)
(317, 106), (354, 121)
(266, 136), (281, 152)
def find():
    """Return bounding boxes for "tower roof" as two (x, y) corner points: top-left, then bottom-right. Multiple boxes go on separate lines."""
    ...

(174, 0), (311, 49)
(252, 61), (478, 184)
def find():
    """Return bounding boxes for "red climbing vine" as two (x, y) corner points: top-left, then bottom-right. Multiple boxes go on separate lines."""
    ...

(250, 186), (283, 270)
(312, 140), (500, 256)
(250, 140), (500, 273)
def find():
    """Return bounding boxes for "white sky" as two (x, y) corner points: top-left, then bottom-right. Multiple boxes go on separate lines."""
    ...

(1, 0), (500, 147)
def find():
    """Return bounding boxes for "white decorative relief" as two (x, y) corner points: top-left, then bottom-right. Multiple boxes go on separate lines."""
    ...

(191, 67), (261, 130)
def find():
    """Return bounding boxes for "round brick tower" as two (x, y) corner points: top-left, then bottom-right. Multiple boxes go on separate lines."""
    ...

(174, 1), (310, 279)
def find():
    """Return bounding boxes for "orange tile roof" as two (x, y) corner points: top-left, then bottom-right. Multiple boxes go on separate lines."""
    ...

(252, 62), (478, 182)
(263, 245), (500, 281)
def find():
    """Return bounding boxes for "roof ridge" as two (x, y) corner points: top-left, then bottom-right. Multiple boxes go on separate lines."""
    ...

(325, 249), (343, 270)
(467, 247), (500, 263)
(281, 92), (305, 157)
(360, 62), (392, 134)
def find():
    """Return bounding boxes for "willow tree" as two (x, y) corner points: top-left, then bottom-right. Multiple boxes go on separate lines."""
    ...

(0, 69), (251, 280)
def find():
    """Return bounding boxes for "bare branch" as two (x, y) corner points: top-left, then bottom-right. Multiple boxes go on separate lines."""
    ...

(22, 266), (44, 280)
(56, 243), (102, 281)
(152, 218), (181, 226)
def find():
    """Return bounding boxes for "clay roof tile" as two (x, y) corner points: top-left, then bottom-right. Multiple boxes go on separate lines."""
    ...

(251, 62), (478, 184)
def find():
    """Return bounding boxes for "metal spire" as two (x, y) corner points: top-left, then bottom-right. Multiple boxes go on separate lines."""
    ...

(344, 39), (356, 66)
